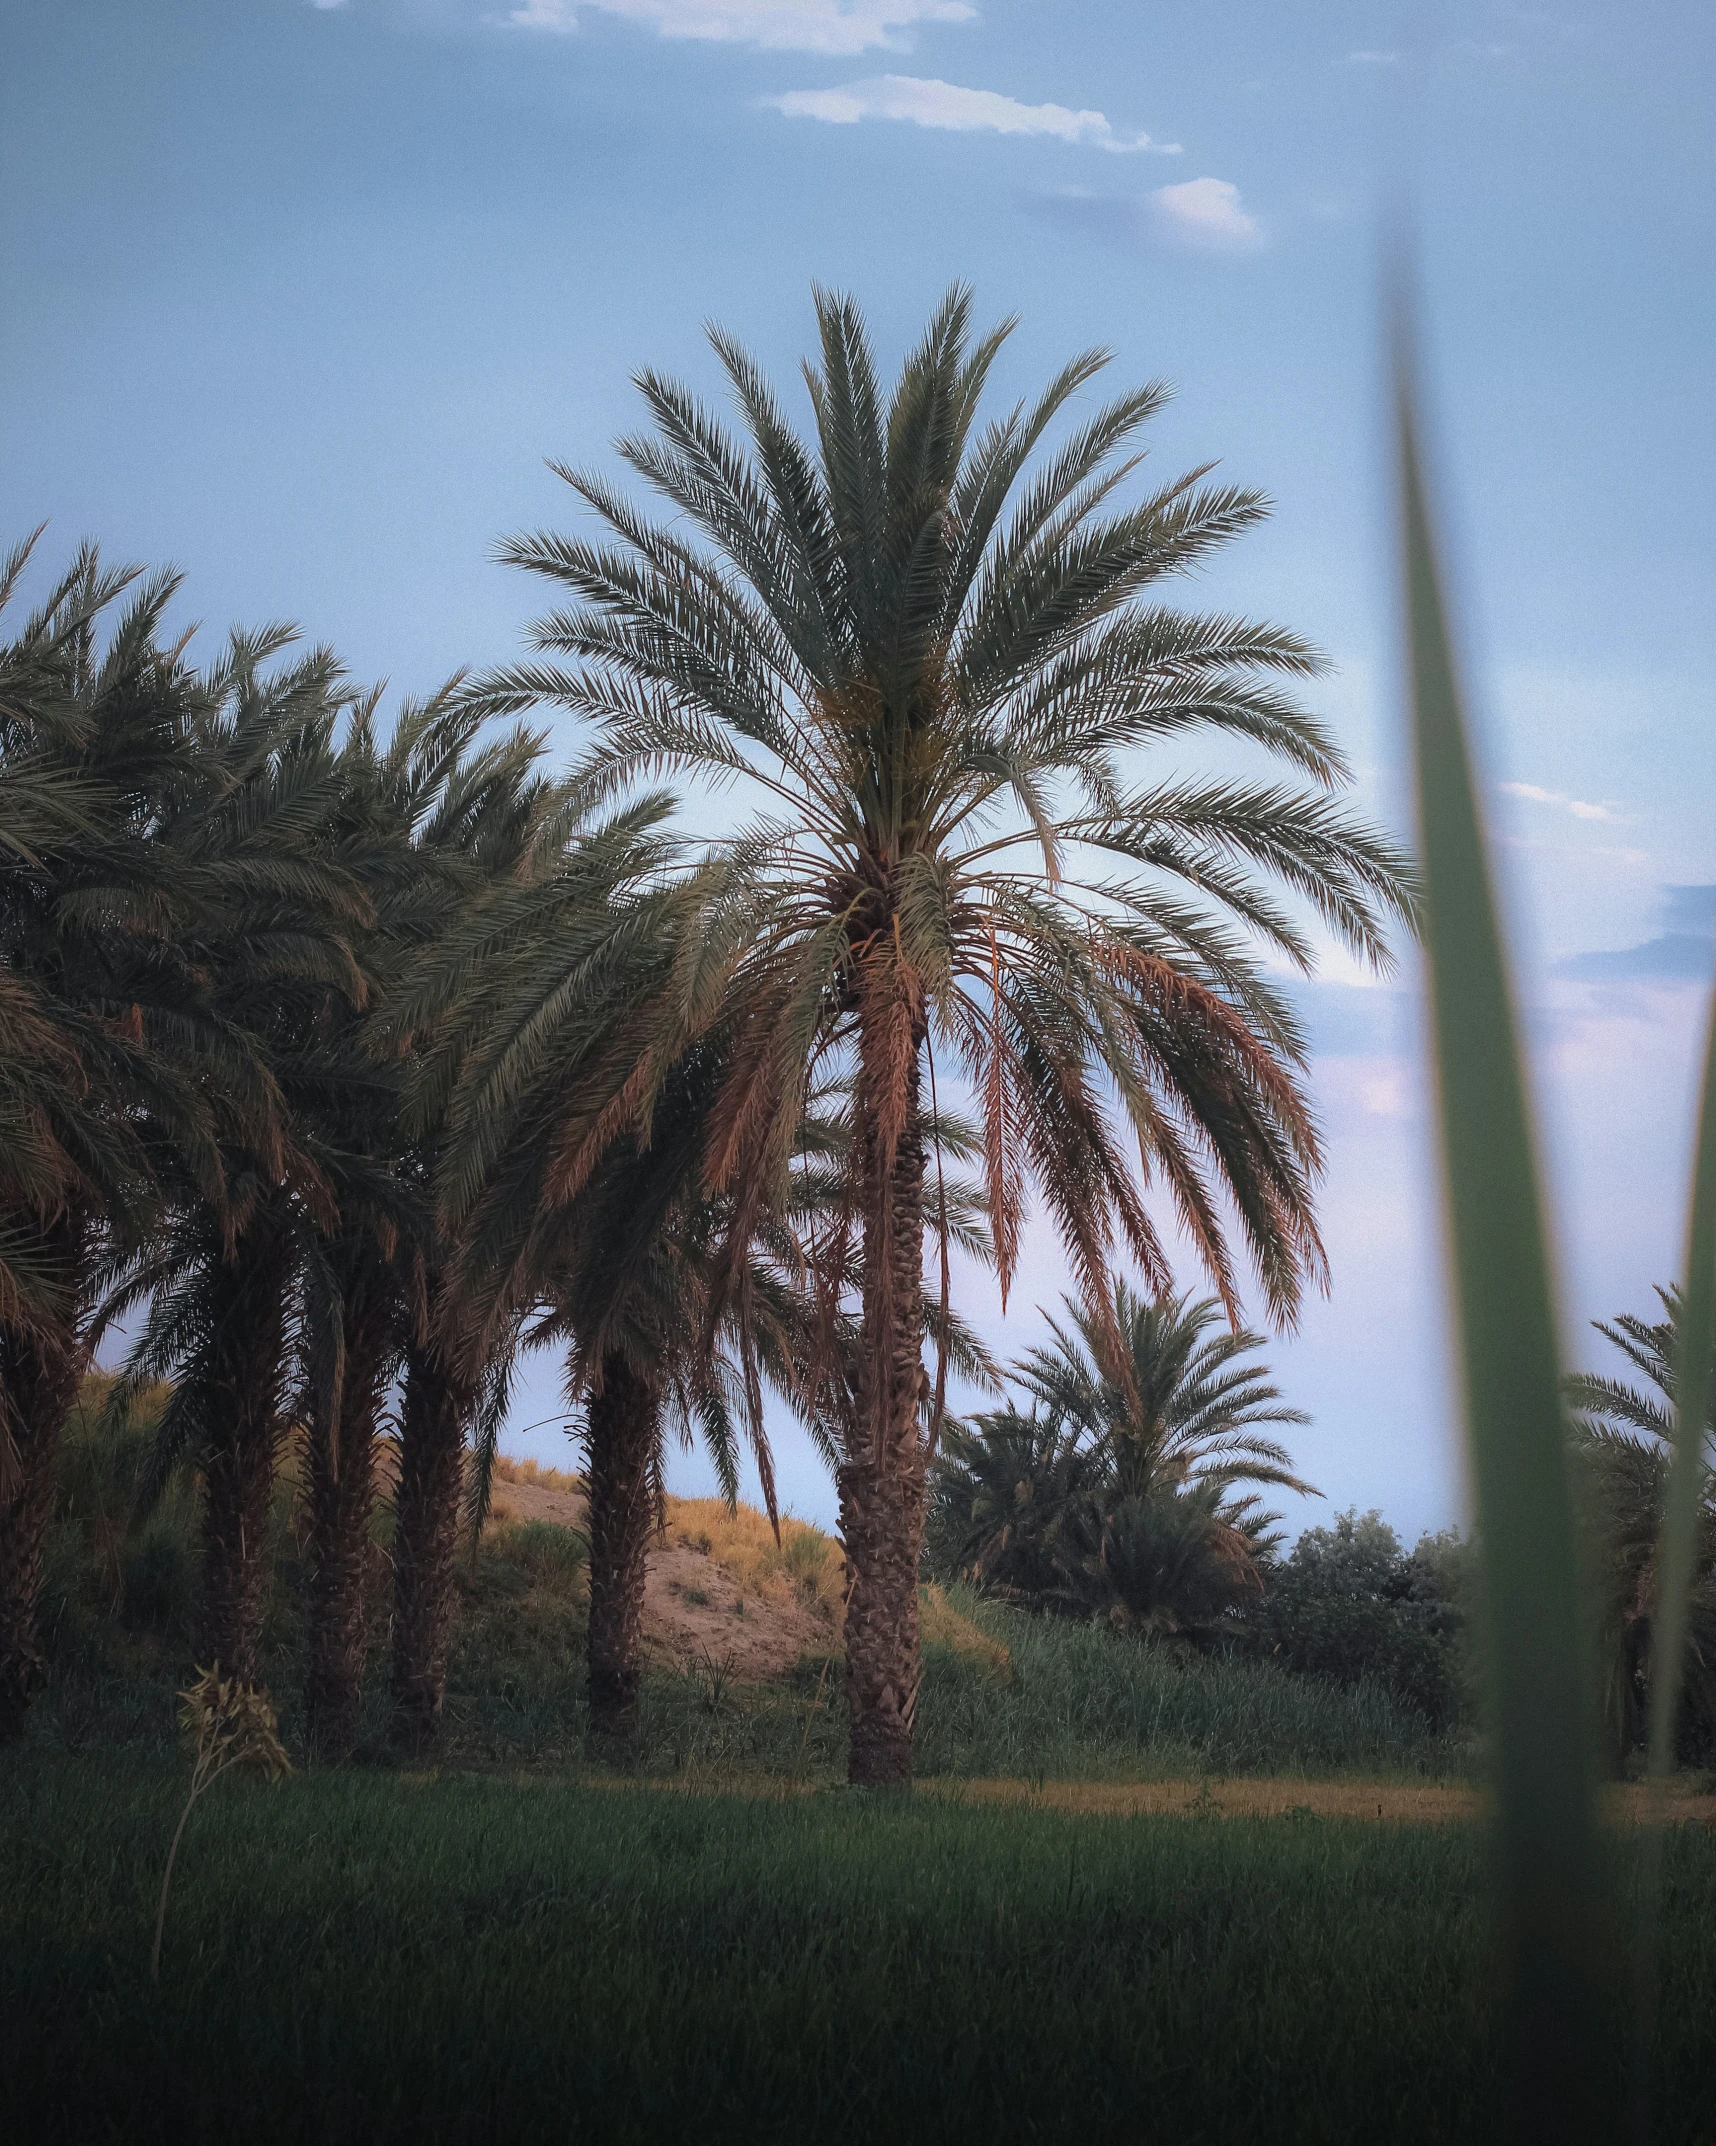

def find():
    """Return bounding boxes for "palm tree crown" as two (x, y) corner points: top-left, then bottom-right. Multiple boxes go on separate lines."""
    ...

(1016, 1283), (1316, 1503)
(930, 1286), (1317, 1634)
(484, 284), (1414, 1331)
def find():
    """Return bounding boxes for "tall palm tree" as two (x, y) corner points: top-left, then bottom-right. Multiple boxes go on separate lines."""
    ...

(376, 741), (662, 1748)
(0, 534), (234, 1740)
(105, 628), (369, 1686)
(931, 1285), (1315, 1633)
(360, 693), (571, 1754)
(479, 288), (1415, 1781)
(428, 816), (995, 1748)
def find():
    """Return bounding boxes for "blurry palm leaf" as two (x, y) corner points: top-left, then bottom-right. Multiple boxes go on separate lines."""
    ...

(1396, 327), (1612, 2137)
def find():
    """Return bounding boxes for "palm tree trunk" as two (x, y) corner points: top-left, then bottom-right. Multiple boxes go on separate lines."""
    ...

(0, 1223), (88, 1743)
(197, 1230), (293, 1684)
(390, 1338), (471, 1749)
(839, 1043), (929, 1787)
(304, 1306), (391, 1761)
(584, 1349), (659, 1752)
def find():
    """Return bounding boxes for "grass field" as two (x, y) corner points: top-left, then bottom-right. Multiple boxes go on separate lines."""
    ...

(25, 1409), (1702, 2143)
(5, 1751), (1716, 2146)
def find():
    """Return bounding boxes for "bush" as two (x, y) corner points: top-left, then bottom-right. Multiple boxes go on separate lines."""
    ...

(1242, 1511), (1472, 1731)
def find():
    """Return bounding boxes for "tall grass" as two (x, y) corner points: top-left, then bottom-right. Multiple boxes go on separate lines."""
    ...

(9, 1751), (1716, 2145)
(916, 1589), (1465, 1781)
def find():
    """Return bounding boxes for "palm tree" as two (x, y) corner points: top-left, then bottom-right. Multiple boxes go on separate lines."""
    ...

(479, 288), (1415, 1782)
(105, 627), (369, 1687)
(1566, 1289), (1716, 1761)
(427, 811), (996, 1748)
(502, 1051), (803, 1746)
(376, 745), (667, 1748)
(930, 1285), (1316, 1634)
(1015, 1285), (1315, 1503)
(0, 534), (233, 1740)
(408, 793), (811, 1746)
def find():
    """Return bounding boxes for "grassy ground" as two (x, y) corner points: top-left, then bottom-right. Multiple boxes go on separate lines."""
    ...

(5, 1751), (1716, 2146)
(14, 1396), (1713, 2141)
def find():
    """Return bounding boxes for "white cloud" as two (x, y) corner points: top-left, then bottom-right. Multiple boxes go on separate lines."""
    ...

(1499, 780), (1617, 824)
(768, 75), (1177, 151)
(310, 0), (350, 9)
(1148, 176), (1261, 249)
(1345, 48), (1401, 64)
(508, 0), (973, 51)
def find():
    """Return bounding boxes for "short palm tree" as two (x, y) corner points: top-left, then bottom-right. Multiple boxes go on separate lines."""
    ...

(1016, 1284), (1315, 1505)
(480, 288), (1414, 1781)
(503, 1050), (806, 1746)
(1566, 1289), (1716, 1760)
(931, 1284), (1316, 1634)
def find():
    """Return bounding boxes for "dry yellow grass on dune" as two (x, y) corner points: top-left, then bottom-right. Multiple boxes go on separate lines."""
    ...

(484, 1460), (1007, 1682)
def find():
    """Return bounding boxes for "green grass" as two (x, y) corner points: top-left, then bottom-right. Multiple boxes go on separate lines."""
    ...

(4, 1750), (1715, 2146)
(27, 1554), (1465, 1784)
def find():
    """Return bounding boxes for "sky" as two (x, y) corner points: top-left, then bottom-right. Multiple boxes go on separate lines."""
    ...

(5, 0), (1713, 1539)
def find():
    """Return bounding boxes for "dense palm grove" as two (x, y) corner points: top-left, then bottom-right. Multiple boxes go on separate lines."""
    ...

(11, 285), (1590, 1784)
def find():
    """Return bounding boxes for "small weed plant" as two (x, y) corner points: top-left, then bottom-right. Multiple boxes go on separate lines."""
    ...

(151, 1667), (290, 1981)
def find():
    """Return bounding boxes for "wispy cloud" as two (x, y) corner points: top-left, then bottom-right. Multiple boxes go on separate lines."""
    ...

(1557, 884), (1716, 986)
(768, 75), (1179, 151)
(507, 0), (973, 51)
(310, 0), (350, 10)
(1499, 780), (1616, 824)
(1029, 177), (1264, 255)
(1345, 48), (1401, 64)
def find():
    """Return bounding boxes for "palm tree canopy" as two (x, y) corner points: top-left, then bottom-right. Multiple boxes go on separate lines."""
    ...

(479, 286), (1416, 1342)
(1563, 1288), (1716, 1758)
(928, 1280), (1317, 1632)
(1016, 1282), (1317, 1502)
(1565, 1284), (1712, 1452)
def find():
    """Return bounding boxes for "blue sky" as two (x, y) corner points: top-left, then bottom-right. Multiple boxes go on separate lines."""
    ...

(6, 0), (1713, 1537)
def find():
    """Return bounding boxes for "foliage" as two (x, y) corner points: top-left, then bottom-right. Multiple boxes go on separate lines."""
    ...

(1565, 1289), (1716, 1764)
(928, 1286), (1314, 1637)
(1396, 321), (1613, 2139)
(152, 1665), (290, 1979)
(1243, 1510), (1472, 1732)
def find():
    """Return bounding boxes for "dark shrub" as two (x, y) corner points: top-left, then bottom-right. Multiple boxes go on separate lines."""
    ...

(1244, 1510), (1471, 1730)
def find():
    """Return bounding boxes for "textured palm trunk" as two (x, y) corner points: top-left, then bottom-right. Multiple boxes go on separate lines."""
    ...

(0, 1221), (88, 1743)
(304, 1304), (392, 1761)
(584, 1350), (660, 1752)
(839, 1044), (929, 1787)
(390, 1338), (471, 1749)
(197, 1228), (293, 1685)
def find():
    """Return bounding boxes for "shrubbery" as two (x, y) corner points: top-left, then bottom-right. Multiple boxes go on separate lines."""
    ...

(1241, 1511), (1472, 1731)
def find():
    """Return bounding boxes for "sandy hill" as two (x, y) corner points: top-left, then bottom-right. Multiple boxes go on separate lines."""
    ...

(487, 1457), (843, 1683)
(485, 1456), (1011, 1686)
